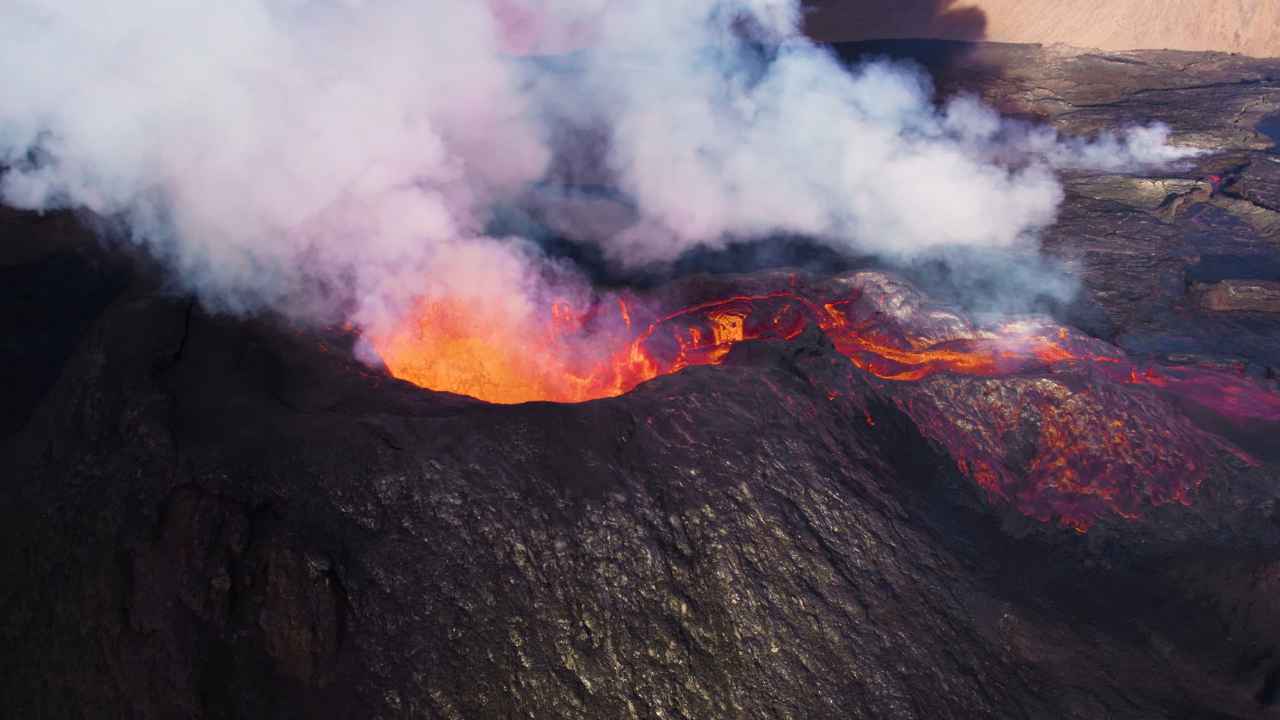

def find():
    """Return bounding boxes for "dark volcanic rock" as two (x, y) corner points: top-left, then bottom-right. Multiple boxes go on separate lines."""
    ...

(943, 46), (1280, 379)
(6, 43), (1280, 720)
(6, 287), (1280, 720)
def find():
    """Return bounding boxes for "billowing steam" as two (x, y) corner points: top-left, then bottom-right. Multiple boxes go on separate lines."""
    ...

(1, 1), (1199, 343)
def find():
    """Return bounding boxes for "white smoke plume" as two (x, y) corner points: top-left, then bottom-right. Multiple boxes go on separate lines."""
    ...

(1, 0), (550, 326)
(0, 0), (1201, 337)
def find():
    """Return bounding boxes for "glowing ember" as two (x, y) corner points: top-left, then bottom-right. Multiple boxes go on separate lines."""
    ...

(370, 272), (1280, 529)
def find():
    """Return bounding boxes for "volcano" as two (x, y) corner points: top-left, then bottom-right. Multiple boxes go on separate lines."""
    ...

(6, 42), (1280, 719)
(373, 268), (1280, 532)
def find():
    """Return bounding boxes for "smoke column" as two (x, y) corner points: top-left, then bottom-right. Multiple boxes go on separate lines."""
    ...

(0, 0), (1200, 344)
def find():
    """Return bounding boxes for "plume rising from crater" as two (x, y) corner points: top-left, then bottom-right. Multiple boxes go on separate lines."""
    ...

(1, 0), (1200, 347)
(10, 28), (1280, 716)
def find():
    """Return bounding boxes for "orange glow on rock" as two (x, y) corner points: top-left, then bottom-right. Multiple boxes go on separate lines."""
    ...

(372, 290), (826, 404)
(369, 279), (1280, 530)
(372, 285), (1280, 416)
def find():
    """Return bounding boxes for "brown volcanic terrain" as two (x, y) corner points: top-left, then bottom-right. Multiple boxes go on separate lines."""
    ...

(807, 0), (1280, 57)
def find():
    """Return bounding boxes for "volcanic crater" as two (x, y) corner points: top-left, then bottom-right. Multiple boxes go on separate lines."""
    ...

(6, 41), (1280, 719)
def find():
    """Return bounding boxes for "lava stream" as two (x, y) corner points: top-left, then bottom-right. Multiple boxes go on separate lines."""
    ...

(370, 278), (1280, 530)
(372, 283), (1280, 417)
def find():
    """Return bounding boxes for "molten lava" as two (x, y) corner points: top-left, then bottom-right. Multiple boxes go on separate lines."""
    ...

(373, 291), (810, 404)
(375, 279), (1274, 409)
(371, 272), (1280, 530)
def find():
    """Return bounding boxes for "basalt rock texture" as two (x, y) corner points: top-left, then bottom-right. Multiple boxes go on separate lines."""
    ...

(5, 44), (1280, 719)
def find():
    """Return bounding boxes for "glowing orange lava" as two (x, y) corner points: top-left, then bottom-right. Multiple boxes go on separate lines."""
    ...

(372, 285), (1280, 419)
(370, 280), (1280, 530)
(372, 291), (812, 404)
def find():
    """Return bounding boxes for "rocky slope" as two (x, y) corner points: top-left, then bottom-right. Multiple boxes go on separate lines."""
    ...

(5, 43), (1280, 718)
